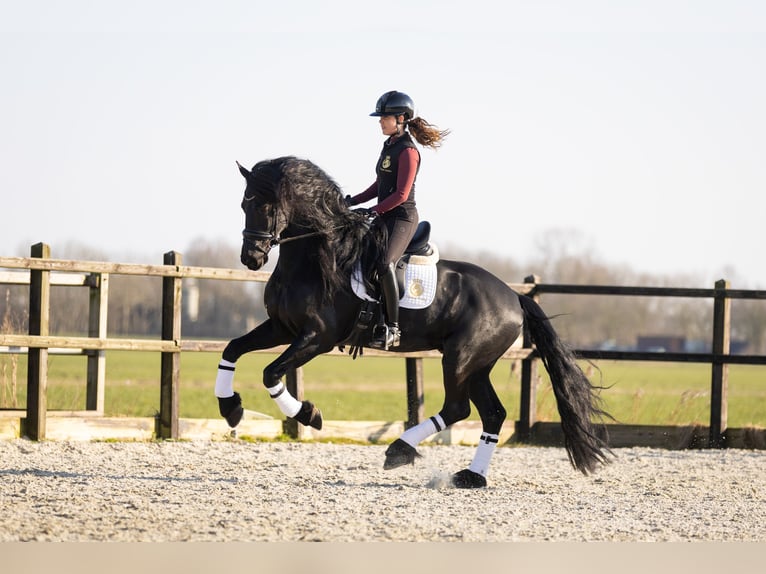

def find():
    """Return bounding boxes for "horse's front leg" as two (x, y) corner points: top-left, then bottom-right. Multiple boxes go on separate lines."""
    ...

(260, 330), (332, 430)
(215, 319), (291, 427)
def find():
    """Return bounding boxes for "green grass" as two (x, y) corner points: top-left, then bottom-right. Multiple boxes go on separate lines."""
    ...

(536, 361), (766, 428)
(2, 351), (765, 428)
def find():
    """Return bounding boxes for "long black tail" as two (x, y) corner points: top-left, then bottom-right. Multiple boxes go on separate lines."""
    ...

(519, 294), (613, 474)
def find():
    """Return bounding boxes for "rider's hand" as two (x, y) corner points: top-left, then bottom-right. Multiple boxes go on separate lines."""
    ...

(362, 209), (379, 228)
(351, 207), (379, 229)
(355, 207), (378, 219)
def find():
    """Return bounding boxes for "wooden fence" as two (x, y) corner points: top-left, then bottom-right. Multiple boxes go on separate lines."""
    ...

(1, 243), (765, 448)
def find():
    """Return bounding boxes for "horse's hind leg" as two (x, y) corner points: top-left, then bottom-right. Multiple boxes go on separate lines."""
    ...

(452, 372), (506, 489)
(384, 353), (471, 470)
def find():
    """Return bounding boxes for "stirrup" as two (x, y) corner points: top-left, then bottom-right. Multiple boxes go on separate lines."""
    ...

(369, 324), (401, 350)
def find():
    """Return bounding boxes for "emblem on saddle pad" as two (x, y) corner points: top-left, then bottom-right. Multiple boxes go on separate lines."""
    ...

(351, 244), (439, 310)
(408, 278), (425, 298)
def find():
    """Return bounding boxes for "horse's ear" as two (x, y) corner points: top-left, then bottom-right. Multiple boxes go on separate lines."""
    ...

(236, 161), (251, 180)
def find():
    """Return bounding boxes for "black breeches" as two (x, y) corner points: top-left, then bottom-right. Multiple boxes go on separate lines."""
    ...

(378, 213), (419, 275)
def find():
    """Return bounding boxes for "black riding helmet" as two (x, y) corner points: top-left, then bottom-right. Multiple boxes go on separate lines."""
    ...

(370, 90), (415, 121)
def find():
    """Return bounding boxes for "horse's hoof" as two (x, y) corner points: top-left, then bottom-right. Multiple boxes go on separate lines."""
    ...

(294, 400), (323, 430)
(383, 439), (422, 470)
(452, 469), (487, 489)
(218, 392), (244, 428)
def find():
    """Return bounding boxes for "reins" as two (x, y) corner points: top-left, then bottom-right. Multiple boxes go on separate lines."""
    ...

(242, 226), (342, 247)
(276, 230), (327, 245)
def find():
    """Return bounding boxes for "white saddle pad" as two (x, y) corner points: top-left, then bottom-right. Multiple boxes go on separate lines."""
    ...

(351, 244), (439, 310)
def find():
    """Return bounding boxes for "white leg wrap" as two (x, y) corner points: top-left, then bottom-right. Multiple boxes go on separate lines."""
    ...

(469, 432), (499, 477)
(400, 414), (446, 447)
(268, 382), (302, 418)
(214, 359), (237, 398)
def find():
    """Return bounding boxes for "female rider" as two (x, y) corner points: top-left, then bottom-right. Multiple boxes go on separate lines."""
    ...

(346, 90), (449, 350)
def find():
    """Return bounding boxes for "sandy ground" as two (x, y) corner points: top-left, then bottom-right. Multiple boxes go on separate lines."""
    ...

(1, 439), (764, 542)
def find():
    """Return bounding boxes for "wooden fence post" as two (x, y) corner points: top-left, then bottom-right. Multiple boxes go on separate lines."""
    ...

(405, 357), (424, 429)
(159, 251), (182, 439)
(86, 272), (108, 413)
(709, 278), (730, 448)
(26, 242), (51, 440)
(516, 274), (540, 442)
(284, 367), (304, 438)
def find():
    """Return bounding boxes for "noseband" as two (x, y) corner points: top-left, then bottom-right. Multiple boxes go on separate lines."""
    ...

(242, 228), (280, 247)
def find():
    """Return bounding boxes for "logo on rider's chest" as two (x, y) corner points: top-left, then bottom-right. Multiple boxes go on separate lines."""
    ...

(381, 155), (392, 170)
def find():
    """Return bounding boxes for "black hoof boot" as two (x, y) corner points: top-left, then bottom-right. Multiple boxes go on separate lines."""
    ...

(293, 400), (323, 430)
(218, 392), (244, 428)
(383, 439), (422, 470)
(452, 469), (487, 489)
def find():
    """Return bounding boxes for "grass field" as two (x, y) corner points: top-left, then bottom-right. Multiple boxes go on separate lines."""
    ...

(1, 350), (765, 428)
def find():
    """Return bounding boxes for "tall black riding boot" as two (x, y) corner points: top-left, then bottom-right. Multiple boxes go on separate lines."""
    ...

(370, 263), (401, 350)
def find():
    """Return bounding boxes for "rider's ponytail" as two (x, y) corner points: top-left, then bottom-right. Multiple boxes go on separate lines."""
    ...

(406, 117), (450, 150)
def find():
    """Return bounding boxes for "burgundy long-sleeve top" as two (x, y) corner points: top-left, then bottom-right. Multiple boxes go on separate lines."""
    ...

(350, 146), (419, 215)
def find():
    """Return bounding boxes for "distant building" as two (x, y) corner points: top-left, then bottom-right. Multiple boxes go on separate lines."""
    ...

(636, 335), (686, 353)
(636, 335), (749, 354)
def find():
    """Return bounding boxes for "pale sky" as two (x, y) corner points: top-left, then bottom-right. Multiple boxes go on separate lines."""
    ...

(2, 1), (764, 287)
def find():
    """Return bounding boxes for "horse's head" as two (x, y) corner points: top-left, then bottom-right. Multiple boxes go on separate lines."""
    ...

(236, 157), (374, 295)
(237, 160), (288, 270)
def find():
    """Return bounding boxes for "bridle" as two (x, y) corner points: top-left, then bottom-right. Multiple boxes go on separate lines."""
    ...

(242, 227), (326, 247)
(242, 200), (326, 248)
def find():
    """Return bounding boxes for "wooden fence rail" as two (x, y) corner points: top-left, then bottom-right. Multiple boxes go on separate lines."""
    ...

(1, 244), (765, 448)
(523, 278), (766, 448)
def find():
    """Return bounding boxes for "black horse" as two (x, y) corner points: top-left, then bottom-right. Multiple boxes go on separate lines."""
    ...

(216, 156), (612, 488)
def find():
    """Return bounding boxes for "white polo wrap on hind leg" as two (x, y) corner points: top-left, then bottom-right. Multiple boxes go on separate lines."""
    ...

(400, 414), (446, 447)
(469, 432), (499, 477)
(215, 359), (237, 398)
(268, 381), (302, 418)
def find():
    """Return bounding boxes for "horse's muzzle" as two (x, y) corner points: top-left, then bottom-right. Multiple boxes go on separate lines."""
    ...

(241, 242), (269, 270)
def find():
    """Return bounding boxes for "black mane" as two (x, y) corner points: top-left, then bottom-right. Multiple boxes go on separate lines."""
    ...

(251, 156), (383, 299)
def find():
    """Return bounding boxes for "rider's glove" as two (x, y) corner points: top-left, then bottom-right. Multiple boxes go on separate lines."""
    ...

(353, 207), (377, 218)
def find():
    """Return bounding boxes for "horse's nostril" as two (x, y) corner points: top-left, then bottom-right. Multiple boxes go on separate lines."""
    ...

(240, 250), (267, 271)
